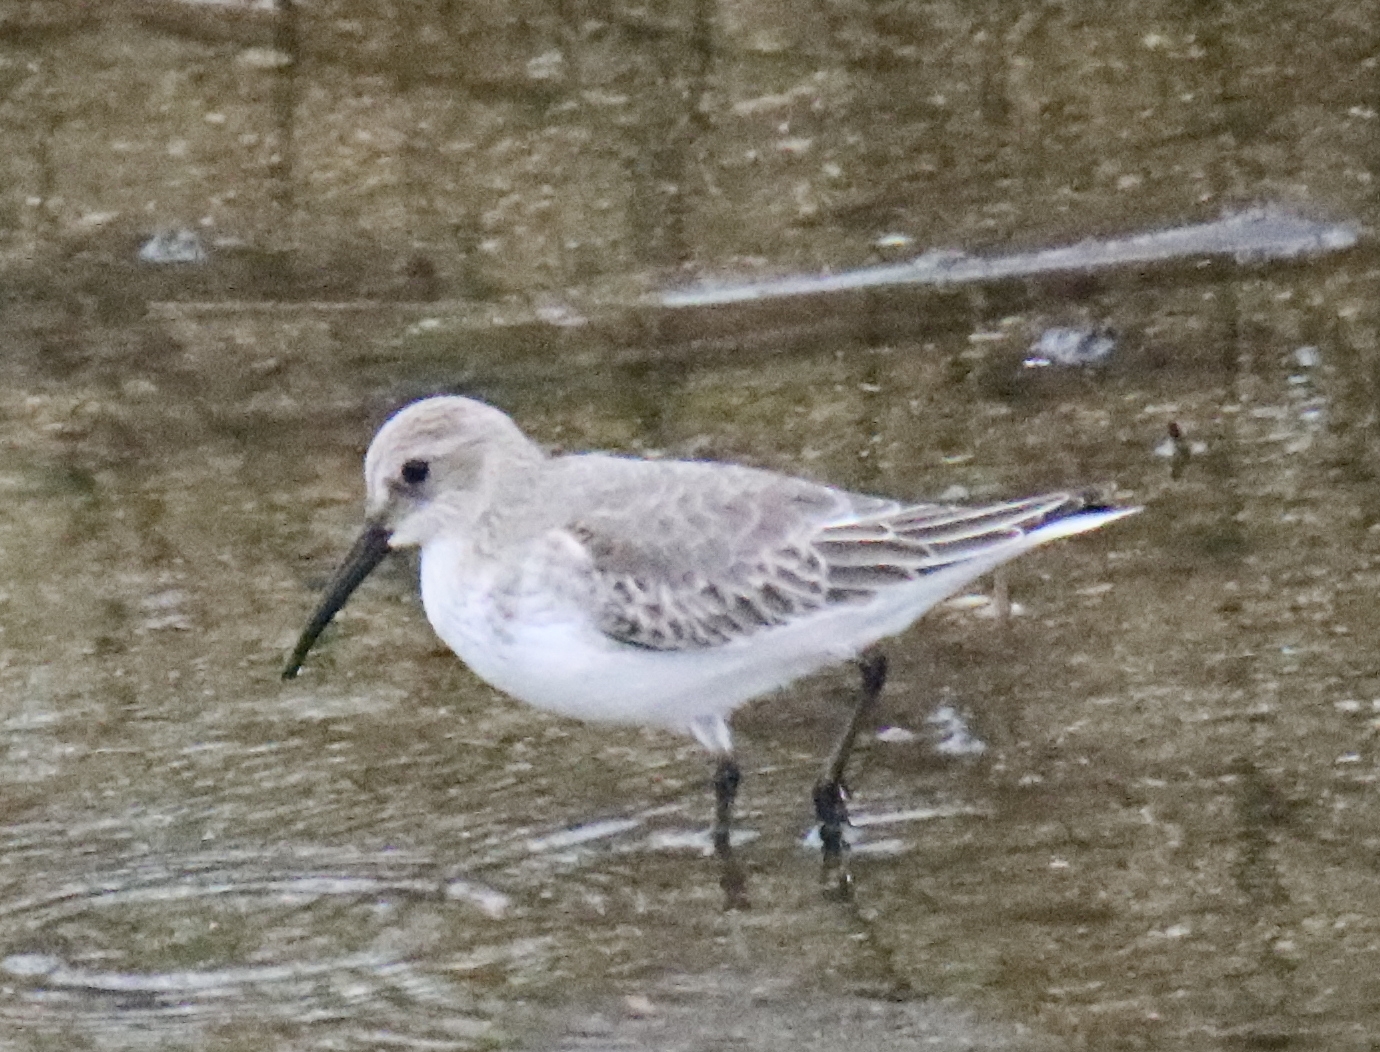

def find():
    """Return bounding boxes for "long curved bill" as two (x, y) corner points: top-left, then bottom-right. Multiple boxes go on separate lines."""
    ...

(282, 521), (392, 679)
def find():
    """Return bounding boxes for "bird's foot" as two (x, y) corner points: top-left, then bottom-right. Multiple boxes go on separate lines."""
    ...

(813, 777), (854, 901)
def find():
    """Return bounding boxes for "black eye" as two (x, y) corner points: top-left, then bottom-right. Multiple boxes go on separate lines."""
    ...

(400, 459), (429, 485)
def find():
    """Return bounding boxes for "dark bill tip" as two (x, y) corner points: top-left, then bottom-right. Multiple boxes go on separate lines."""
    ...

(282, 520), (393, 679)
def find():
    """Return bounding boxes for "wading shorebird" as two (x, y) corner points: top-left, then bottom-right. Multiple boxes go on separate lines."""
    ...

(284, 396), (1138, 902)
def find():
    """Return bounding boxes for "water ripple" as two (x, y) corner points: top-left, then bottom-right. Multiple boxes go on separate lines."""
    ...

(0, 846), (516, 1048)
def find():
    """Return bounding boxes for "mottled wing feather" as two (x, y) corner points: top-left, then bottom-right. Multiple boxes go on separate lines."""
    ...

(589, 541), (834, 651)
(559, 455), (1082, 652)
(568, 466), (841, 650)
(815, 494), (1077, 588)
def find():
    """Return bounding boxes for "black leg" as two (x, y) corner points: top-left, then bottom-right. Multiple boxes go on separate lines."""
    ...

(814, 648), (888, 898)
(712, 754), (748, 908)
(712, 755), (740, 853)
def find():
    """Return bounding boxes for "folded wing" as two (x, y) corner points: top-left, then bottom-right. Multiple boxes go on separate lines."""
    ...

(555, 457), (1099, 652)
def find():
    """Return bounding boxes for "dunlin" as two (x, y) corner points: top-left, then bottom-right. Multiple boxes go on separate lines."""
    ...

(285, 396), (1137, 900)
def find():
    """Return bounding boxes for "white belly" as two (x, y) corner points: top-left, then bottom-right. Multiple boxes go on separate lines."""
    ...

(417, 538), (861, 733)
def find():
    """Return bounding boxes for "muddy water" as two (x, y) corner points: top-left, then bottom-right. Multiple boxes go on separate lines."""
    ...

(1, 1), (1379, 1050)
(1, 260), (1377, 1051)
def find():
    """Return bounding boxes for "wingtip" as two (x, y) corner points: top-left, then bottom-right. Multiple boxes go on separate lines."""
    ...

(1035, 502), (1141, 543)
(1089, 503), (1142, 520)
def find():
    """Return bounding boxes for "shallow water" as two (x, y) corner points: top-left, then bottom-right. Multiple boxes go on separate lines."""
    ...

(5, 258), (1379, 1050)
(1, 1), (1378, 1050)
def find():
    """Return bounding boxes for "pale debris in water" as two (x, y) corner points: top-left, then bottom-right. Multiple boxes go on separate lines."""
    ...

(1023, 326), (1117, 368)
(525, 817), (641, 853)
(876, 725), (920, 743)
(1154, 435), (1207, 458)
(943, 593), (1026, 618)
(926, 704), (988, 756)
(874, 233), (914, 249)
(138, 229), (208, 265)
(445, 880), (512, 919)
(874, 232), (915, 253)
(662, 208), (1359, 307)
